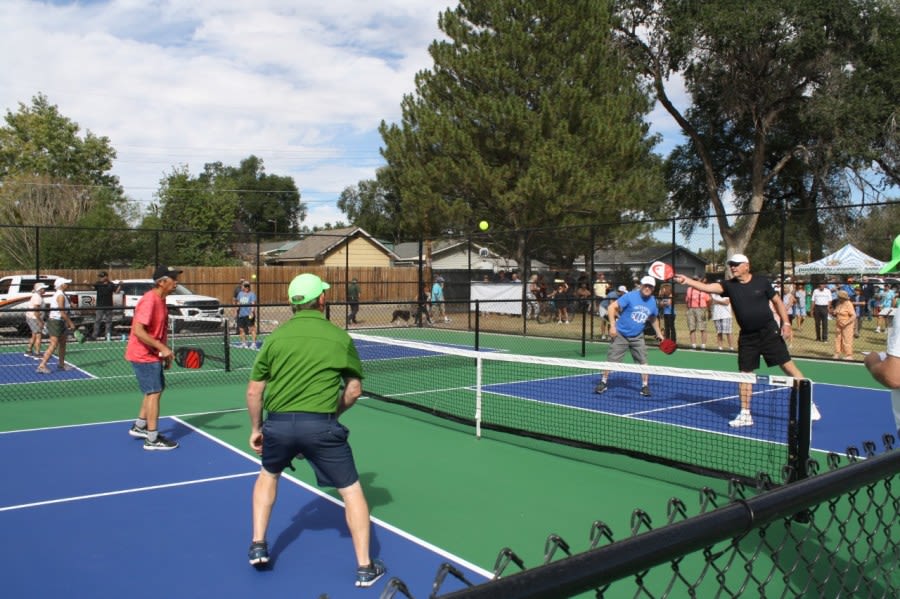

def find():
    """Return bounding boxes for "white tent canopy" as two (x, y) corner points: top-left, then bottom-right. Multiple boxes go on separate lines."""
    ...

(795, 244), (886, 275)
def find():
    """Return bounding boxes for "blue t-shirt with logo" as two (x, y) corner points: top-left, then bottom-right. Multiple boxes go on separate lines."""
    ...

(614, 290), (658, 337)
(237, 291), (256, 317)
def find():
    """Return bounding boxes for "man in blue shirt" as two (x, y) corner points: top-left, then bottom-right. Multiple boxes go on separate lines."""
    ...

(431, 276), (448, 322)
(236, 282), (257, 348)
(595, 276), (665, 397)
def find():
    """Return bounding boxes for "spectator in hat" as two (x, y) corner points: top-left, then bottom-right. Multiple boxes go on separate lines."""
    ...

(245, 273), (385, 587)
(832, 289), (856, 360)
(594, 276), (665, 398)
(91, 271), (122, 341)
(125, 265), (183, 451)
(25, 282), (48, 358)
(431, 276), (448, 323)
(36, 278), (76, 374)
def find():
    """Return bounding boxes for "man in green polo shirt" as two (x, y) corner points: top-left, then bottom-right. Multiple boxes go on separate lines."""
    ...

(245, 273), (386, 588)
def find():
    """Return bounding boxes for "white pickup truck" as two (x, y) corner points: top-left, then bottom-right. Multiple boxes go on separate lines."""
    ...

(119, 279), (224, 332)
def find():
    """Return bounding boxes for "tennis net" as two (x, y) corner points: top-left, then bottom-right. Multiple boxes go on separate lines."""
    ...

(351, 333), (811, 485)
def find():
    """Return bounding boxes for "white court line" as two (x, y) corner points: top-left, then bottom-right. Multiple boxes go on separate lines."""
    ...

(0, 414), (493, 580)
(170, 415), (494, 580)
(0, 408), (246, 436)
(0, 471), (258, 512)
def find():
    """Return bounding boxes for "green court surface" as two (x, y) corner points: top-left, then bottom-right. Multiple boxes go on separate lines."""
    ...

(0, 331), (890, 597)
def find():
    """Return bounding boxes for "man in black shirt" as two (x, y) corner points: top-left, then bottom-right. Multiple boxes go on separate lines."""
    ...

(675, 254), (819, 427)
(91, 271), (122, 340)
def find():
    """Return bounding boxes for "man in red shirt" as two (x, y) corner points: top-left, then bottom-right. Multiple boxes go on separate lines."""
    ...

(125, 265), (182, 451)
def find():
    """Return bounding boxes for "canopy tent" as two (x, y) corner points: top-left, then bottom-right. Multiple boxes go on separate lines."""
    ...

(795, 244), (886, 276)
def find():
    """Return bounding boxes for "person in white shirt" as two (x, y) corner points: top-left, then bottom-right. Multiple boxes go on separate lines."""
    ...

(36, 278), (76, 374)
(25, 282), (47, 357)
(710, 292), (734, 351)
(864, 234), (900, 435)
(811, 282), (833, 342)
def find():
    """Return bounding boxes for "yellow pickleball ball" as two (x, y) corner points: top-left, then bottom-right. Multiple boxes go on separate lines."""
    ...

(479, 220), (489, 231)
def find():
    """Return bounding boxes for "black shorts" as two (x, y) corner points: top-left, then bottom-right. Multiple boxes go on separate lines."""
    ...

(236, 315), (254, 332)
(737, 323), (791, 372)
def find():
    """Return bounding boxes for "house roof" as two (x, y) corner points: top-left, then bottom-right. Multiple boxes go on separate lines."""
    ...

(267, 227), (398, 263)
(393, 239), (469, 261)
(584, 245), (708, 267)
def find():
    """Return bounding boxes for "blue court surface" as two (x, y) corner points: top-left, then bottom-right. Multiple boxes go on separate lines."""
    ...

(0, 418), (489, 598)
(0, 352), (94, 384)
(352, 338), (895, 455)
(482, 373), (894, 456)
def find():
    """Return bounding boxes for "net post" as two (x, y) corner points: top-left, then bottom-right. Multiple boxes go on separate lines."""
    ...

(224, 317), (231, 372)
(475, 352), (483, 439)
(475, 300), (481, 351)
(791, 378), (812, 481)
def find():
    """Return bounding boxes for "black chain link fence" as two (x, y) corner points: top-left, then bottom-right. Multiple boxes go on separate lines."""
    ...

(377, 437), (900, 599)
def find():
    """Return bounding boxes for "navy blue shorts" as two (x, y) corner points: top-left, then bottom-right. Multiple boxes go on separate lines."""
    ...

(261, 412), (358, 489)
(737, 324), (791, 372)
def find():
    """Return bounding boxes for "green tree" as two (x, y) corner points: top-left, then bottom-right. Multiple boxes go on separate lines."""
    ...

(222, 155), (305, 236)
(337, 168), (404, 242)
(0, 94), (127, 268)
(155, 164), (239, 265)
(379, 0), (666, 267)
(613, 0), (898, 257)
(845, 202), (900, 260)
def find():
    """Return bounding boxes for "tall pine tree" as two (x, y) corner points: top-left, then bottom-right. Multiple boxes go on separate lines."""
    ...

(379, 0), (665, 268)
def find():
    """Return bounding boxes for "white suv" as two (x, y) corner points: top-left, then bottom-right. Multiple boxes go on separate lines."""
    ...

(119, 279), (224, 332)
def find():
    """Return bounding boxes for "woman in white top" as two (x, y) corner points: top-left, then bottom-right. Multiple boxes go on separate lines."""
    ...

(36, 278), (75, 374)
(25, 282), (47, 357)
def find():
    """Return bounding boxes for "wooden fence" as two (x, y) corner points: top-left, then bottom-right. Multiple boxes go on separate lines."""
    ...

(0, 265), (430, 305)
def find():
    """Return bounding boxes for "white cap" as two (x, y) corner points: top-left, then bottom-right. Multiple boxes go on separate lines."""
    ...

(640, 275), (656, 287)
(617, 285), (627, 293)
(54, 278), (72, 289)
(33, 282), (47, 291)
(727, 253), (749, 265)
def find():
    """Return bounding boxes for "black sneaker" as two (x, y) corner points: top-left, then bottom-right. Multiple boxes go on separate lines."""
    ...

(593, 380), (608, 394)
(143, 434), (178, 451)
(640, 385), (651, 397)
(356, 559), (386, 588)
(248, 541), (269, 567)
(128, 424), (149, 439)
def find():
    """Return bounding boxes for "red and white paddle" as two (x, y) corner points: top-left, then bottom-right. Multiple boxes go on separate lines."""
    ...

(648, 261), (675, 281)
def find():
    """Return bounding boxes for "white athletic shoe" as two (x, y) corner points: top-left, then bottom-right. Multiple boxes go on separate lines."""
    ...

(729, 412), (754, 428)
(811, 402), (822, 422)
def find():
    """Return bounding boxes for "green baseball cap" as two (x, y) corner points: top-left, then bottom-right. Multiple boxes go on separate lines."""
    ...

(880, 234), (900, 274)
(288, 273), (330, 304)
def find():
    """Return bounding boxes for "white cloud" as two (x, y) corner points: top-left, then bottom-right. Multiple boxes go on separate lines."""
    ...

(1, 1), (690, 230)
(0, 0), (450, 225)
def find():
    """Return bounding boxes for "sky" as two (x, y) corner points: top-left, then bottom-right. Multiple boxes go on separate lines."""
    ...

(0, 0), (685, 232)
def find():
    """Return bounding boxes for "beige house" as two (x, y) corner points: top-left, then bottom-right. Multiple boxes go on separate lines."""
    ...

(263, 227), (397, 267)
